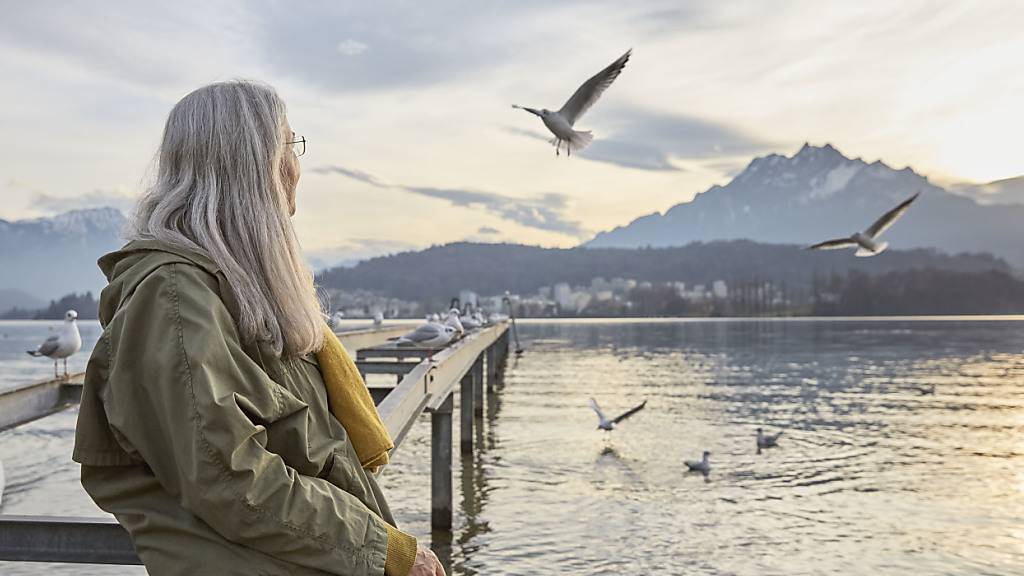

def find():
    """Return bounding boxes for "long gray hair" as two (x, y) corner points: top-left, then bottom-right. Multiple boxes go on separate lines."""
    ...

(130, 80), (324, 357)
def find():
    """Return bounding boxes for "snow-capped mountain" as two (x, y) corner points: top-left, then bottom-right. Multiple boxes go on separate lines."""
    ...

(0, 208), (128, 302)
(586, 144), (1024, 267)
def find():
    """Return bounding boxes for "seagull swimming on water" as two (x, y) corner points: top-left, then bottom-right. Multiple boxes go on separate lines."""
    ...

(685, 451), (711, 474)
(807, 192), (920, 257)
(589, 398), (647, 431)
(756, 428), (783, 450)
(27, 310), (82, 378)
(513, 49), (632, 157)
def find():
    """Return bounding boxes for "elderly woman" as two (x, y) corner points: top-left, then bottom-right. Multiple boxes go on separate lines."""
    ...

(72, 81), (444, 576)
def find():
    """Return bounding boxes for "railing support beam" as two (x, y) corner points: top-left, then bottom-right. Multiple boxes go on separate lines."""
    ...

(430, 393), (453, 530)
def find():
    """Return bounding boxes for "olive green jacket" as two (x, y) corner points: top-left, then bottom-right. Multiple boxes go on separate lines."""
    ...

(73, 240), (398, 575)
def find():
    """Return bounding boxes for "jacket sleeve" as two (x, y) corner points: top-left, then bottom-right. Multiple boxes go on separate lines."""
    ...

(100, 262), (393, 576)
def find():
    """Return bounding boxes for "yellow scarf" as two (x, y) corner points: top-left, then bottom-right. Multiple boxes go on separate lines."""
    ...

(315, 325), (394, 471)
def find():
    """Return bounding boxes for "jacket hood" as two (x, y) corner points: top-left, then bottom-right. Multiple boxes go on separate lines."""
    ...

(96, 240), (227, 326)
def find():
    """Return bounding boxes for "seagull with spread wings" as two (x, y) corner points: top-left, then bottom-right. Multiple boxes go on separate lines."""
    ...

(589, 397), (647, 431)
(807, 192), (920, 257)
(513, 49), (632, 157)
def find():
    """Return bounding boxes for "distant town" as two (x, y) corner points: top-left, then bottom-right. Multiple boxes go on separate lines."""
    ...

(324, 267), (1024, 319)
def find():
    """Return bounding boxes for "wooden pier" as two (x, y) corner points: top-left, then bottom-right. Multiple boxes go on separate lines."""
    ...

(0, 321), (511, 565)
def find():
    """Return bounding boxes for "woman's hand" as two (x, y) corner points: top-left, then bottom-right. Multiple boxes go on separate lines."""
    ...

(410, 546), (445, 576)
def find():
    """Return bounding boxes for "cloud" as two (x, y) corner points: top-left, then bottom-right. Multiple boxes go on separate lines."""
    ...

(252, 3), (536, 92)
(31, 188), (138, 215)
(582, 139), (682, 172)
(307, 237), (419, 270)
(336, 39), (368, 56)
(311, 165), (388, 187)
(316, 164), (586, 238)
(478, 226), (500, 235)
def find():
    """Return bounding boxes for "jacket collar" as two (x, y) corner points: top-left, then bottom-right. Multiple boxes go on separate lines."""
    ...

(98, 239), (221, 281)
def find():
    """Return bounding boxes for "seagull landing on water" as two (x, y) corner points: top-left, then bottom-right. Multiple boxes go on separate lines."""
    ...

(685, 451), (711, 474)
(27, 310), (82, 378)
(807, 192), (920, 257)
(513, 49), (631, 157)
(589, 398), (647, 431)
(756, 428), (783, 450)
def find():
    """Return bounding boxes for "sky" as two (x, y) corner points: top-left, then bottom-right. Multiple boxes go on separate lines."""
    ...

(1, 0), (1021, 262)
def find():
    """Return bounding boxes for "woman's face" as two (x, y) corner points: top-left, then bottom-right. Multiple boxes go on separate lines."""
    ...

(282, 121), (301, 216)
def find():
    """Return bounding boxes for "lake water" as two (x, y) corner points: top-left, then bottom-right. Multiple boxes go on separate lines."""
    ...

(2, 318), (1024, 575)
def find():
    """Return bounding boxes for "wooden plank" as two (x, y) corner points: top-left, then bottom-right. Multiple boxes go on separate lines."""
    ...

(431, 393), (453, 530)
(472, 357), (484, 418)
(486, 346), (496, 391)
(0, 374), (85, 432)
(357, 347), (441, 361)
(334, 325), (411, 355)
(460, 371), (473, 454)
(0, 515), (140, 565)
(355, 360), (420, 376)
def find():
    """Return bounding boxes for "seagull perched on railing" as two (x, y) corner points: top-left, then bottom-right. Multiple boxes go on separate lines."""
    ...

(445, 308), (465, 335)
(27, 310), (82, 378)
(513, 49), (631, 157)
(807, 192), (920, 257)
(397, 322), (457, 348)
(589, 398), (647, 431)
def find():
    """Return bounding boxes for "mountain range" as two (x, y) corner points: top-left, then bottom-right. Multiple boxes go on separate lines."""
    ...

(0, 208), (127, 307)
(1, 144), (1020, 310)
(317, 240), (1008, 307)
(949, 176), (1024, 206)
(587, 144), (1024, 267)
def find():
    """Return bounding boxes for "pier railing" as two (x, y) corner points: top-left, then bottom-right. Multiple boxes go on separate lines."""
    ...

(0, 321), (510, 565)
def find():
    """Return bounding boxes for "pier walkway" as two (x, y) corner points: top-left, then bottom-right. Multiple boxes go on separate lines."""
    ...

(0, 321), (511, 565)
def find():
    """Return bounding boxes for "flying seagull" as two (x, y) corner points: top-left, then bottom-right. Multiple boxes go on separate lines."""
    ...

(589, 398), (647, 431)
(756, 427), (783, 450)
(685, 451), (711, 474)
(27, 310), (82, 378)
(513, 49), (632, 157)
(807, 192), (920, 257)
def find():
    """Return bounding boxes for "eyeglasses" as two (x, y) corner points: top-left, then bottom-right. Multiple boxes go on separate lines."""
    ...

(287, 135), (306, 157)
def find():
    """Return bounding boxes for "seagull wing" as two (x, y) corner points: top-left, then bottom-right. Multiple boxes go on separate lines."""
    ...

(36, 335), (60, 356)
(589, 398), (608, 424)
(807, 238), (858, 251)
(611, 400), (647, 425)
(558, 49), (631, 126)
(864, 191), (920, 239)
(401, 323), (441, 343)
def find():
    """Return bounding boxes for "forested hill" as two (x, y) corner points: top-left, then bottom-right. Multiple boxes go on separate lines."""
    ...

(316, 240), (1009, 303)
